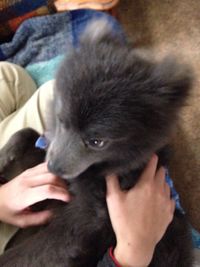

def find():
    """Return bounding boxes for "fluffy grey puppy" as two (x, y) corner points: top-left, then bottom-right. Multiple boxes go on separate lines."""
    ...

(0, 20), (193, 267)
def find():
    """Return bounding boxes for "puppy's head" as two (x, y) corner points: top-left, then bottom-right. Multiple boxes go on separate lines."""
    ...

(46, 20), (192, 180)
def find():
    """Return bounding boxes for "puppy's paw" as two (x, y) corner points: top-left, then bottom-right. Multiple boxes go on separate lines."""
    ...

(0, 128), (45, 181)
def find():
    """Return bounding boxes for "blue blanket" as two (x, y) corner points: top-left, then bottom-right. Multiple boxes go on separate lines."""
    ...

(0, 9), (124, 87)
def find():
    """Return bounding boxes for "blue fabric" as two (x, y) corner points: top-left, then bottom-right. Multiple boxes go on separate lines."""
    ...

(0, 49), (6, 60)
(192, 228), (200, 249)
(35, 135), (48, 149)
(0, 9), (124, 87)
(26, 55), (63, 87)
(165, 169), (185, 214)
(165, 171), (200, 249)
(70, 9), (125, 47)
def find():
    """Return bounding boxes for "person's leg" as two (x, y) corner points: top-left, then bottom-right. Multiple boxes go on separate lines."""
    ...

(0, 62), (54, 148)
(0, 62), (37, 122)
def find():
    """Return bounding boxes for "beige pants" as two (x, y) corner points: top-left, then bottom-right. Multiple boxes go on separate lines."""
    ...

(0, 62), (54, 254)
(0, 61), (54, 148)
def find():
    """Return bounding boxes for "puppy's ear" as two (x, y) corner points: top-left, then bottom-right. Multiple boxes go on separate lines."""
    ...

(80, 19), (124, 45)
(151, 56), (193, 108)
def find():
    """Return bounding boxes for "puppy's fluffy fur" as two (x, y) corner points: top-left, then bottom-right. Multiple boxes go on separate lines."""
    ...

(0, 20), (193, 266)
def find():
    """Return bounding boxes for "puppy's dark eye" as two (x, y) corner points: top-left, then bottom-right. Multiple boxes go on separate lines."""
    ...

(85, 139), (106, 149)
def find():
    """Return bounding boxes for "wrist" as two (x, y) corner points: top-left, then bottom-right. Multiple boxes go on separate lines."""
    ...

(113, 242), (154, 267)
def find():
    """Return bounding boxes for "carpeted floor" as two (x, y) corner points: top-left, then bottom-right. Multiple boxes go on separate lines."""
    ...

(118, 0), (200, 232)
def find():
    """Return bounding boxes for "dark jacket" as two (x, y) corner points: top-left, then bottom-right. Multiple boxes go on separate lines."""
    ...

(98, 248), (121, 267)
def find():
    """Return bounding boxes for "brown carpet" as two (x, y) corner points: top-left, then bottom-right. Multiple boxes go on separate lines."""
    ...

(117, 0), (200, 231)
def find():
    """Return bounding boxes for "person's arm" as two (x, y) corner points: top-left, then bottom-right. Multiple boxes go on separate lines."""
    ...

(98, 154), (175, 267)
(0, 162), (70, 227)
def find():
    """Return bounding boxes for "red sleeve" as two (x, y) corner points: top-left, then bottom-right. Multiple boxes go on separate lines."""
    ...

(109, 247), (122, 267)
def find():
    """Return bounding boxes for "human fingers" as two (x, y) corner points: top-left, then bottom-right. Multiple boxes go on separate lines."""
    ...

(155, 167), (166, 187)
(26, 173), (67, 189)
(155, 199), (175, 244)
(106, 175), (124, 214)
(24, 185), (70, 208)
(170, 199), (176, 216)
(155, 167), (171, 198)
(164, 181), (171, 198)
(163, 199), (175, 231)
(139, 154), (158, 184)
(106, 174), (121, 197)
(22, 162), (49, 176)
(106, 175), (125, 235)
(16, 210), (53, 228)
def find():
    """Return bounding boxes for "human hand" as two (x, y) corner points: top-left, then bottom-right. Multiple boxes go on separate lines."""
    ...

(0, 162), (70, 228)
(106, 154), (175, 267)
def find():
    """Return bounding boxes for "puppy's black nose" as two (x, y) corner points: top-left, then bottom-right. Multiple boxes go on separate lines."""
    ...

(47, 160), (63, 176)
